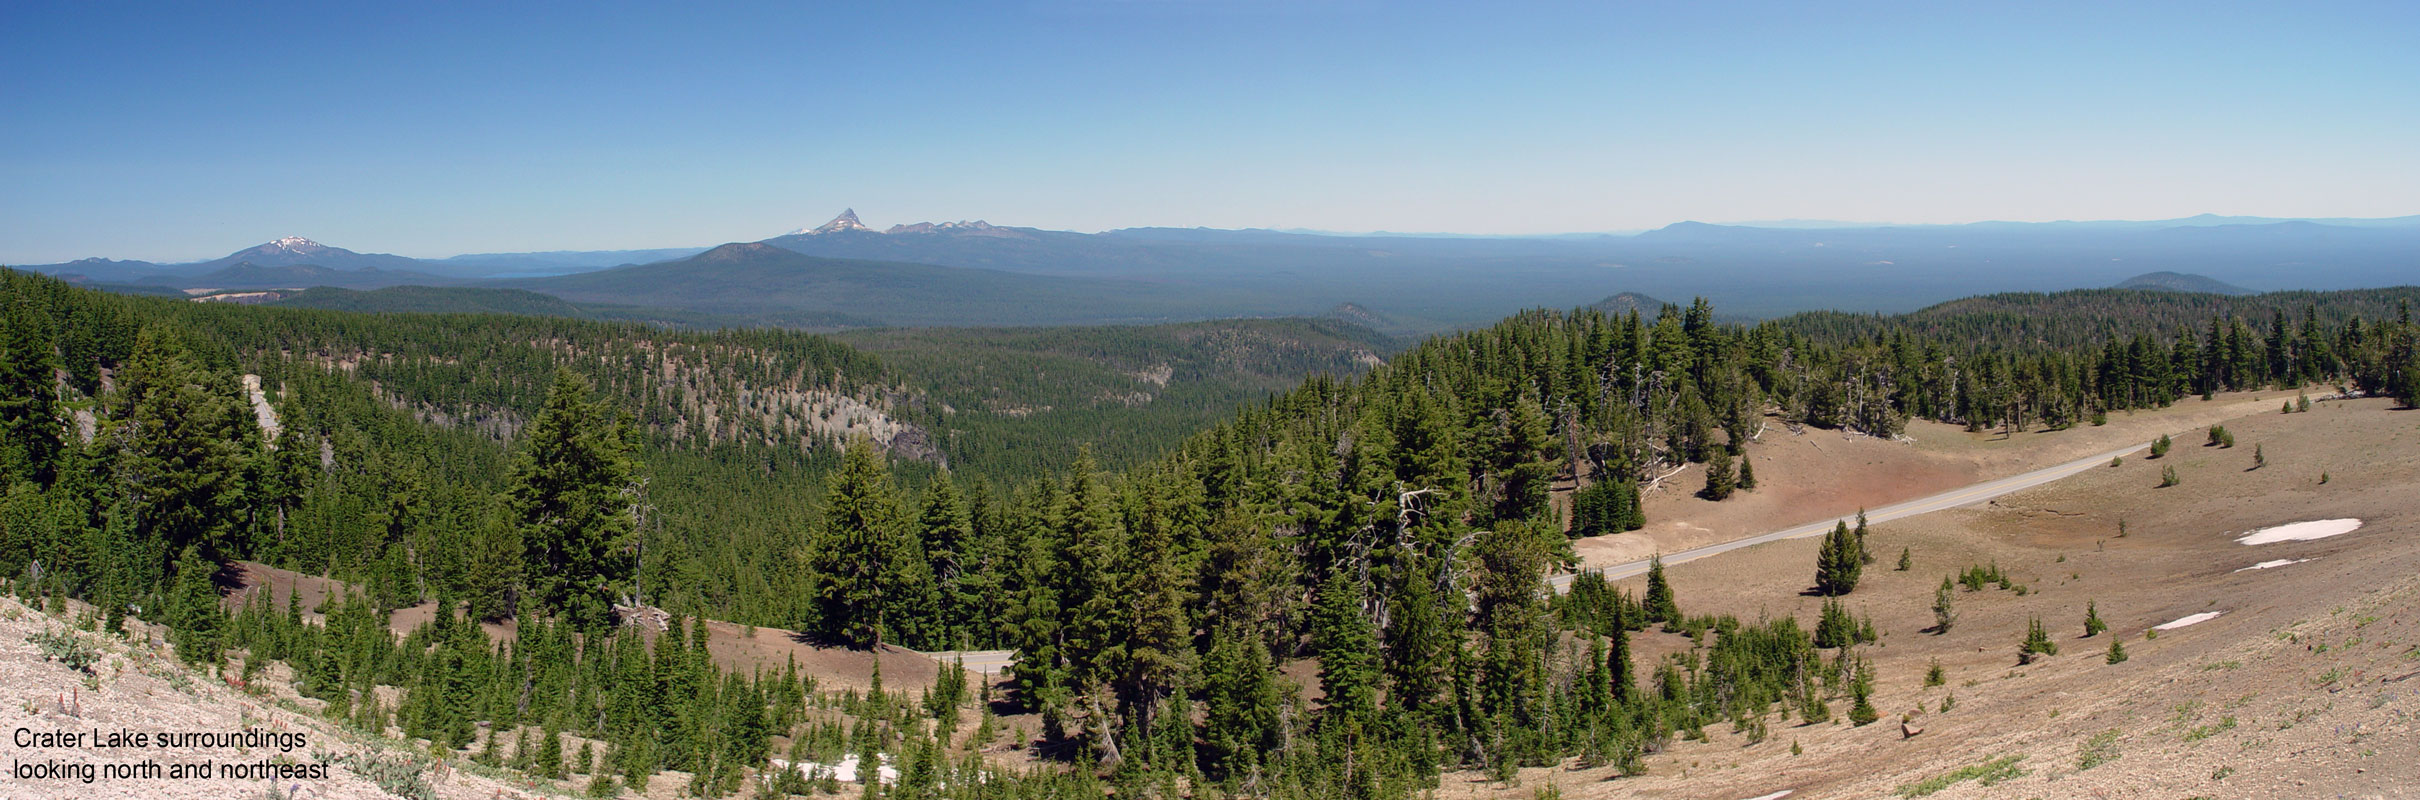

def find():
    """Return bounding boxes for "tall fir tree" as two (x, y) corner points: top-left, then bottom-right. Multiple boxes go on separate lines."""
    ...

(110, 329), (255, 570)
(916, 475), (976, 647)
(1112, 467), (1199, 765)
(507, 370), (641, 630)
(168, 545), (224, 666)
(1642, 553), (1679, 625)
(806, 437), (927, 648)
(1311, 570), (1379, 724)
(0, 293), (63, 485)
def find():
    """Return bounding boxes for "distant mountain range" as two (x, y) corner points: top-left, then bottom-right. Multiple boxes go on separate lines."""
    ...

(12, 211), (2416, 332)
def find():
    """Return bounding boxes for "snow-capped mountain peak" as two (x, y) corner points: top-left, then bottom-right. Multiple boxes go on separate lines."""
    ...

(270, 236), (322, 251)
(788, 209), (872, 236)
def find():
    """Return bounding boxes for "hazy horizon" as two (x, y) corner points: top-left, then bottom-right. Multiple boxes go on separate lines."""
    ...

(17, 209), (2420, 266)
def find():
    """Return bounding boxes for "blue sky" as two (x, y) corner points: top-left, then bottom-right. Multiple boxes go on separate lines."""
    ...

(3, 1), (2415, 262)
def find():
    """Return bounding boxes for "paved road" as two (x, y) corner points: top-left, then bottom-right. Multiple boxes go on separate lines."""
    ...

(1547, 440), (2152, 590)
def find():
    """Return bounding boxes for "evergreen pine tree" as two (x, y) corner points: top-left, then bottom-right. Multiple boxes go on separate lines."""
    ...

(112, 329), (254, 569)
(1930, 577), (1957, 634)
(1570, 478), (1645, 537)
(1112, 468), (1199, 765)
(1699, 446), (1736, 501)
(1814, 521), (1862, 596)
(1737, 453), (1757, 490)
(1854, 509), (1873, 565)
(809, 438), (911, 648)
(2083, 601), (2107, 637)
(2020, 617), (2059, 664)
(2105, 635), (2129, 664)
(916, 476), (976, 647)
(1052, 448), (1130, 755)
(0, 294), (62, 485)
(1480, 392), (1559, 524)
(1311, 570), (1379, 724)
(1642, 554), (1679, 626)
(1607, 622), (1635, 704)
(1383, 556), (1451, 712)
(1814, 598), (1855, 649)
(168, 545), (223, 666)
(1795, 666), (1830, 725)
(1847, 683), (1879, 727)
(507, 370), (640, 630)
(1201, 624), (1280, 784)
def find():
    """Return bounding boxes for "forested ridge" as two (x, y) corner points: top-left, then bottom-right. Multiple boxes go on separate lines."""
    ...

(4, 266), (2419, 799)
(834, 319), (1393, 475)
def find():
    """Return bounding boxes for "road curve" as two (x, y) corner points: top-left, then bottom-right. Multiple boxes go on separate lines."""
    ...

(1549, 440), (2152, 590)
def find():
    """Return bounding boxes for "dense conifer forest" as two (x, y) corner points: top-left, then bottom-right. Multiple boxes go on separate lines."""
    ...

(3, 266), (2418, 798)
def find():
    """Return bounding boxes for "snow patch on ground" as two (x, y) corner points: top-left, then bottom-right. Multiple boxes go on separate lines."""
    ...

(2155, 611), (2223, 630)
(2236, 518), (2362, 545)
(1738, 792), (1793, 800)
(2235, 558), (2311, 572)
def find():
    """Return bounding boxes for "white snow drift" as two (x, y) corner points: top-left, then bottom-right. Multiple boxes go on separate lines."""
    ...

(2154, 611), (2223, 630)
(2235, 518), (2362, 546)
